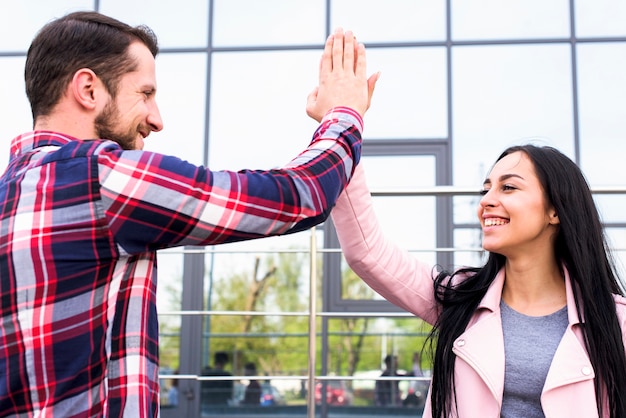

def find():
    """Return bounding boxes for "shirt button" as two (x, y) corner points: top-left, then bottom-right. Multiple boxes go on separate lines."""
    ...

(456, 339), (466, 347)
(581, 366), (591, 376)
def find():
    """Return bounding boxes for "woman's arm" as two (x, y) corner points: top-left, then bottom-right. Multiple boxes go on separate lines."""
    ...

(331, 164), (440, 324)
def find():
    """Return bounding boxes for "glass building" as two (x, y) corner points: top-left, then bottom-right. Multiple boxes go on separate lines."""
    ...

(1, 1), (626, 417)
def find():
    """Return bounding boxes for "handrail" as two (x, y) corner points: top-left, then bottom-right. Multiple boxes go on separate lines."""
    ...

(156, 184), (626, 415)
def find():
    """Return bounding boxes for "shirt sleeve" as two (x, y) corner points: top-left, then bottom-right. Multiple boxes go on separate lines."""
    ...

(330, 163), (441, 325)
(97, 107), (362, 253)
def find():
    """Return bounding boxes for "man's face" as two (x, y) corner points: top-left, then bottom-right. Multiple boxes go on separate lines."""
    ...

(95, 42), (163, 150)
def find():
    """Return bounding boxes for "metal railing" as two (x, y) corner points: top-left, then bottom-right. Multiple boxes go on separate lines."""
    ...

(158, 184), (626, 417)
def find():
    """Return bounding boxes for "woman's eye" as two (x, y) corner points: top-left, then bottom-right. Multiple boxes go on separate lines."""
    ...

(502, 184), (516, 191)
(479, 189), (490, 196)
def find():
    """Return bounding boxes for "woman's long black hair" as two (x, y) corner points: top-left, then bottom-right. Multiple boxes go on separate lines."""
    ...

(427, 145), (626, 417)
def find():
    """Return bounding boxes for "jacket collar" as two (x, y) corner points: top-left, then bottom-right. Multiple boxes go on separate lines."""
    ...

(476, 265), (583, 326)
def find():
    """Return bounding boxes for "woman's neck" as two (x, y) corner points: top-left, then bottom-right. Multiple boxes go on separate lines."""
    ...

(501, 258), (566, 316)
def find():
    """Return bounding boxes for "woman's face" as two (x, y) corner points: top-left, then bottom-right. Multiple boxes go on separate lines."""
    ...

(477, 151), (559, 259)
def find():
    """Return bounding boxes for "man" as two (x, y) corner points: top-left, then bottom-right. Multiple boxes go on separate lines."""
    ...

(375, 355), (402, 406)
(0, 11), (377, 417)
(200, 352), (234, 406)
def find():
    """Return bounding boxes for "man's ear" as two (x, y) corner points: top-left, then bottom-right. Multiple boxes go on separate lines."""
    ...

(71, 68), (101, 110)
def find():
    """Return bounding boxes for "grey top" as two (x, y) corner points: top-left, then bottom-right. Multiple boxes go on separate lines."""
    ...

(500, 300), (569, 418)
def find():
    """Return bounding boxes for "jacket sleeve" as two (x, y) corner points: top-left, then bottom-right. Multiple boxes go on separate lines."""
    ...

(97, 107), (362, 253)
(330, 163), (441, 325)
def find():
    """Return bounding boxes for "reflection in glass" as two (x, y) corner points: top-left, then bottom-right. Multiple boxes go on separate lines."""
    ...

(0, 57), (31, 171)
(605, 228), (626, 288)
(157, 250), (184, 409)
(323, 318), (432, 407)
(145, 53), (207, 166)
(577, 43), (626, 185)
(213, 0), (325, 47)
(452, 0), (570, 40)
(453, 228), (484, 268)
(575, 0), (626, 38)
(101, 0), (209, 48)
(0, 0), (93, 51)
(452, 44), (574, 186)
(209, 50), (320, 171)
(365, 47), (448, 139)
(331, 0), (446, 43)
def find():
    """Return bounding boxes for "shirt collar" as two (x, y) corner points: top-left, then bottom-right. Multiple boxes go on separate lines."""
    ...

(10, 130), (78, 159)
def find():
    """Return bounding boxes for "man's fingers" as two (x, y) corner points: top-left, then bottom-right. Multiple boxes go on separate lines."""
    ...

(319, 33), (334, 78)
(354, 42), (366, 79)
(332, 27), (344, 71)
(366, 72), (381, 111)
(343, 30), (355, 72)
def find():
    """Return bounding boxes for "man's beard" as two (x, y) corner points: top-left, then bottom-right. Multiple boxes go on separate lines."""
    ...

(94, 100), (137, 150)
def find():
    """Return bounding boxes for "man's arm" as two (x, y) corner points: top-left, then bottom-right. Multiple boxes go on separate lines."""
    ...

(98, 29), (378, 252)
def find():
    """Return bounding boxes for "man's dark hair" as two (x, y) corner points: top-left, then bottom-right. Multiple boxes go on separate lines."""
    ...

(214, 351), (229, 366)
(25, 11), (158, 121)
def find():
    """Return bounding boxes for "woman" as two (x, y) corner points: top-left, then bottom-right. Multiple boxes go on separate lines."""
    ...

(331, 145), (626, 417)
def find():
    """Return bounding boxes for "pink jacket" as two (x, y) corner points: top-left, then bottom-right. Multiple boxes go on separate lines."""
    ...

(331, 165), (626, 418)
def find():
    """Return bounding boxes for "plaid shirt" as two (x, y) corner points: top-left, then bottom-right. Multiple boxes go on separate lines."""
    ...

(0, 107), (362, 417)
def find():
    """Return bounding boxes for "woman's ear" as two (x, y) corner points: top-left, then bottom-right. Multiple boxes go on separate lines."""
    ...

(549, 210), (560, 225)
(71, 68), (100, 110)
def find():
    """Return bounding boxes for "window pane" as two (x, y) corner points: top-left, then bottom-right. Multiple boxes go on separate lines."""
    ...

(212, 0), (325, 47)
(605, 228), (626, 289)
(209, 50), (320, 171)
(366, 47), (448, 139)
(145, 53), (207, 166)
(452, 44), (575, 186)
(453, 195), (482, 225)
(362, 155), (436, 258)
(0, 57), (31, 172)
(577, 43), (626, 185)
(575, 0), (626, 37)
(453, 228), (485, 268)
(594, 196), (626, 224)
(157, 250), (184, 412)
(452, 0), (570, 40)
(0, 1), (93, 51)
(101, 0), (209, 48)
(331, 0), (446, 43)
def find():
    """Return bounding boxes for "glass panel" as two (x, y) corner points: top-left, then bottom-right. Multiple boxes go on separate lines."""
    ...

(365, 47), (448, 139)
(209, 50), (320, 171)
(453, 228), (485, 268)
(452, 44), (575, 186)
(201, 248), (317, 411)
(575, 0), (626, 37)
(323, 318), (432, 408)
(341, 155), (437, 301)
(577, 43), (626, 185)
(606, 228), (626, 288)
(453, 195), (482, 225)
(362, 155), (436, 253)
(144, 53), (207, 166)
(212, 0), (325, 47)
(593, 196), (626, 224)
(331, 0), (446, 43)
(0, 57), (31, 172)
(157, 250), (184, 408)
(451, 0), (570, 40)
(0, 0), (94, 51)
(100, 0), (209, 48)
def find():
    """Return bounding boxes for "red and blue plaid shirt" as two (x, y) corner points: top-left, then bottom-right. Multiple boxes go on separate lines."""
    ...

(0, 107), (362, 417)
